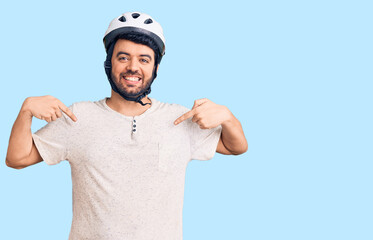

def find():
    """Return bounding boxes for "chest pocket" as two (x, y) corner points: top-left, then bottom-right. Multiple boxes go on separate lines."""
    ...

(126, 141), (160, 174)
(158, 142), (190, 173)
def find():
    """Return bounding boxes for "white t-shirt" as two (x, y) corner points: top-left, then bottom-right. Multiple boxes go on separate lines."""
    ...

(32, 97), (222, 240)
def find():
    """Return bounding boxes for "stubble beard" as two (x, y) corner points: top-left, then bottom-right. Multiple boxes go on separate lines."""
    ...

(111, 72), (153, 98)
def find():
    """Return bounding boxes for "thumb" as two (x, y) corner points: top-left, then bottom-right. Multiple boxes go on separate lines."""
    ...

(192, 98), (208, 109)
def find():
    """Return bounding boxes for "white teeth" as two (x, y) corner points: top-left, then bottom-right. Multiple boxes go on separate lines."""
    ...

(124, 77), (141, 81)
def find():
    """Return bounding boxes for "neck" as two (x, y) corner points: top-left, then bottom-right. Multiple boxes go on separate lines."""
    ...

(106, 90), (152, 117)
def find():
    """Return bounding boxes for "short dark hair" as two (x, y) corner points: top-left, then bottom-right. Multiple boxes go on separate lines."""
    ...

(113, 32), (161, 65)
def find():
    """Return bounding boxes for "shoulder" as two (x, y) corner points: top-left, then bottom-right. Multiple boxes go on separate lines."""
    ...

(67, 98), (107, 121)
(152, 98), (190, 117)
(69, 98), (105, 111)
(69, 100), (96, 108)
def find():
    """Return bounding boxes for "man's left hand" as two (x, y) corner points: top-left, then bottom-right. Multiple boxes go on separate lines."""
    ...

(174, 98), (232, 129)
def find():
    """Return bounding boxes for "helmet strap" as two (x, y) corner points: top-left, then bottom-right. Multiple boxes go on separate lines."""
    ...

(104, 43), (158, 106)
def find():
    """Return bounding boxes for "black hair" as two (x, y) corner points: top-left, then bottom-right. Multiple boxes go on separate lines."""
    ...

(103, 31), (161, 106)
(111, 32), (161, 65)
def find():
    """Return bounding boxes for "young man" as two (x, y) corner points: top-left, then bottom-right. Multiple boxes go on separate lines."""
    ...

(6, 12), (247, 240)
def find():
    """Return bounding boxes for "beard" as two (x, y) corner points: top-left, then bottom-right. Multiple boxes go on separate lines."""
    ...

(111, 70), (153, 98)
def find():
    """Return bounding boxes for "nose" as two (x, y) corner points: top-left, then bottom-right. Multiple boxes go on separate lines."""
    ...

(126, 59), (140, 72)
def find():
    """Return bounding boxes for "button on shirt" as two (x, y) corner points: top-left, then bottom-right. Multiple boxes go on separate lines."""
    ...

(32, 97), (222, 240)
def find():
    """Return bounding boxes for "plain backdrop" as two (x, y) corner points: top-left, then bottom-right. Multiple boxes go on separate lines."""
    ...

(1, 0), (372, 239)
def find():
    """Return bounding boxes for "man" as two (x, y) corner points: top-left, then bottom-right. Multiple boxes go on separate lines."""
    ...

(6, 12), (247, 240)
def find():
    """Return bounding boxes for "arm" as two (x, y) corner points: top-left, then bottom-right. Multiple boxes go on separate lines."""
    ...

(216, 110), (247, 155)
(6, 99), (42, 169)
(174, 98), (248, 155)
(6, 96), (77, 169)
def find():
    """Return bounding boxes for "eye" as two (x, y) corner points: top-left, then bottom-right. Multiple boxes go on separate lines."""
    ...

(140, 58), (150, 63)
(119, 56), (128, 61)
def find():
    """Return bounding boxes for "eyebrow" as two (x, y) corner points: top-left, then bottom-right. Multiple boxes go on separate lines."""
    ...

(116, 51), (152, 60)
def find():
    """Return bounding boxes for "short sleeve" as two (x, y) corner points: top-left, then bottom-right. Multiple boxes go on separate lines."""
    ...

(32, 104), (75, 165)
(187, 119), (222, 161)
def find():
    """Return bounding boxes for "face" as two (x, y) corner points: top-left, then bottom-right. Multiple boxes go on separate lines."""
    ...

(111, 39), (157, 98)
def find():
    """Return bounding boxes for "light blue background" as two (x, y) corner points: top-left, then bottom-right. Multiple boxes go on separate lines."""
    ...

(1, 0), (372, 239)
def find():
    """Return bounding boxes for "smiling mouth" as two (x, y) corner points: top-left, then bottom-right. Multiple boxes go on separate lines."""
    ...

(122, 76), (142, 85)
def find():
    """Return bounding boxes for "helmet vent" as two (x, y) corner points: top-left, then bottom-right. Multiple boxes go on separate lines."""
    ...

(118, 16), (126, 22)
(144, 18), (153, 24)
(132, 13), (140, 19)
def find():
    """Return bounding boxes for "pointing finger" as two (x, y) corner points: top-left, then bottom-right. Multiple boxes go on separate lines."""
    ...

(58, 103), (77, 122)
(174, 109), (196, 125)
(174, 98), (209, 125)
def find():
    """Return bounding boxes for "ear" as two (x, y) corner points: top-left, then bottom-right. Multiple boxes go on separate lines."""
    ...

(156, 64), (159, 73)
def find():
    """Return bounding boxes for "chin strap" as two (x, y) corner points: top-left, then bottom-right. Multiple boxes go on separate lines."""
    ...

(138, 97), (151, 106)
(104, 43), (157, 106)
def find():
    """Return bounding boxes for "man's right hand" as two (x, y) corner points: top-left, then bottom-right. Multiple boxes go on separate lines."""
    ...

(22, 95), (77, 123)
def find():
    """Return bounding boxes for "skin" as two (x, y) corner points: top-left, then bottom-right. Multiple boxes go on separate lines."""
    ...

(5, 39), (247, 169)
(106, 39), (156, 116)
(107, 40), (248, 155)
(174, 98), (248, 155)
(5, 95), (77, 169)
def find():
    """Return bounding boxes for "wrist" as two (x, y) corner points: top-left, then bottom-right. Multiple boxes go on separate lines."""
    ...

(221, 106), (234, 127)
(20, 98), (34, 119)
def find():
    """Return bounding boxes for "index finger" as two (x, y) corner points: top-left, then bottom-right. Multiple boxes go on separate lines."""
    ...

(174, 109), (196, 125)
(58, 102), (77, 122)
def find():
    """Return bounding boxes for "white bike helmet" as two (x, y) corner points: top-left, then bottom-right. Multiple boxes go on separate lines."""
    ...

(103, 12), (165, 57)
(103, 12), (166, 106)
